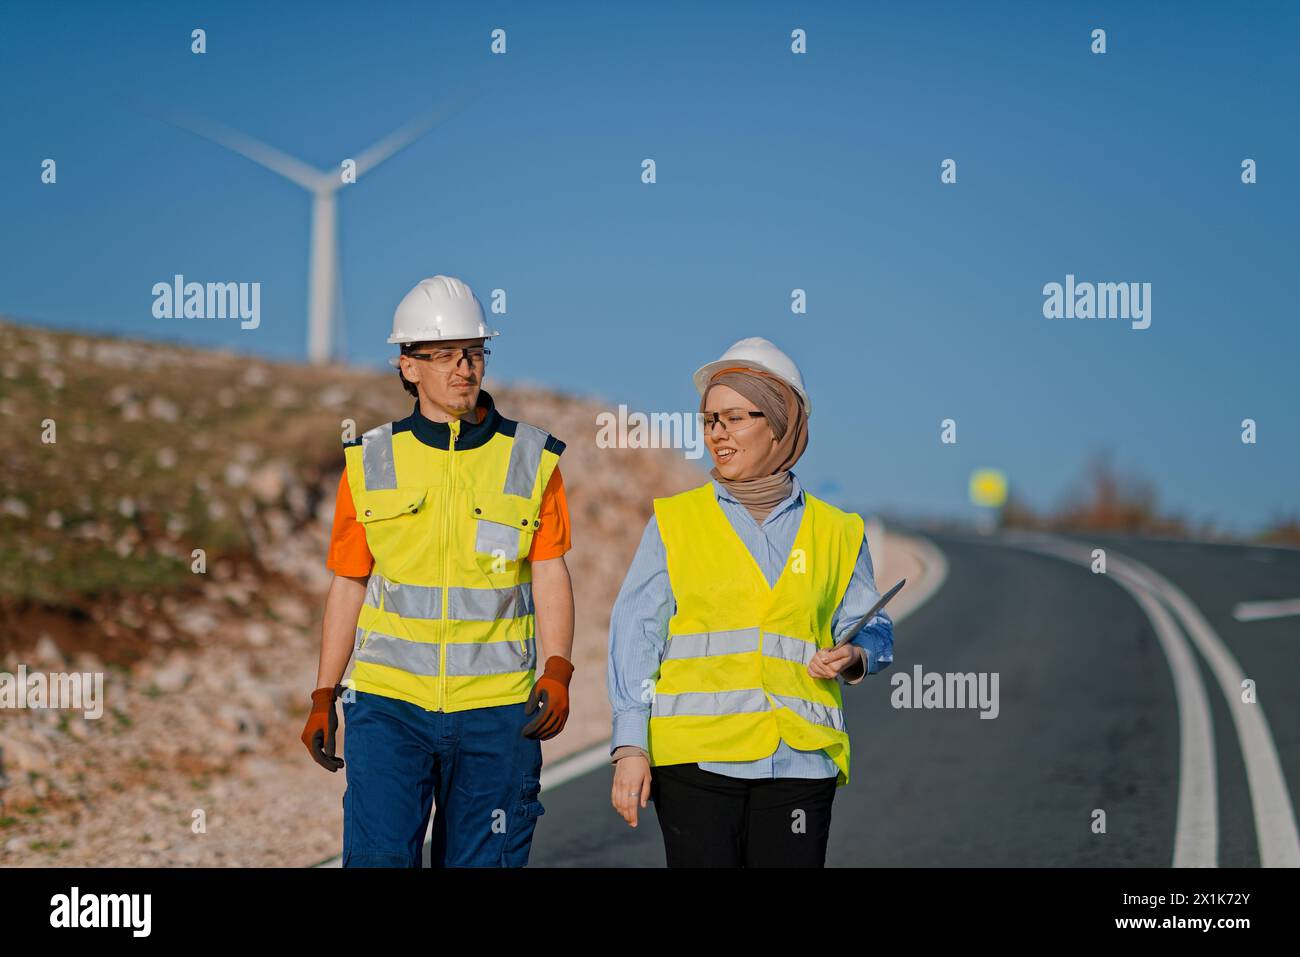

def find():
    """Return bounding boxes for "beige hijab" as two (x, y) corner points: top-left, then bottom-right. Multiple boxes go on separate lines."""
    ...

(701, 368), (808, 524)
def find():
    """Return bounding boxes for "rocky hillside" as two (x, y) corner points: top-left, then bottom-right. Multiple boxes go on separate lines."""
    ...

(0, 317), (704, 866)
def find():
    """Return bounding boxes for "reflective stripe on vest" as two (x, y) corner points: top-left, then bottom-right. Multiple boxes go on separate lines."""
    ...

(504, 424), (547, 497)
(362, 422), (398, 490)
(661, 627), (759, 659)
(355, 628), (537, 676)
(769, 693), (846, 733)
(651, 687), (769, 717)
(648, 483), (862, 785)
(659, 627), (822, 665)
(649, 686), (847, 733)
(363, 573), (534, 621)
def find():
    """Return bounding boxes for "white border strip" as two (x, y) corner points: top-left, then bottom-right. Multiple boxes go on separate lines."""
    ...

(1005, 532), (1300, 868)
(1113, 550), (1300, 868)
(1010, 536), (1217, 867)
(1233, 598), (1300, 622)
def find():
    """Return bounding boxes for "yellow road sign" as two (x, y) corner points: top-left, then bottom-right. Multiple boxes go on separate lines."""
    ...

(969, 468), (1008, 508)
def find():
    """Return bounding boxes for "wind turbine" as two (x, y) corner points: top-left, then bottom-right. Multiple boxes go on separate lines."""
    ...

(170, 103), (459, 364)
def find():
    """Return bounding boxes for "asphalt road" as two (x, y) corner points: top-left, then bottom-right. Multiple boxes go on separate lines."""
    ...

(525, 532), (1300, 867)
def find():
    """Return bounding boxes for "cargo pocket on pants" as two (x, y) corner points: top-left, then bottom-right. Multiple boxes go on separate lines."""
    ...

(502, 772), (544, 867)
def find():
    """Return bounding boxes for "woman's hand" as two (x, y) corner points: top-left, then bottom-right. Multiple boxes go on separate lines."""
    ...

(611, 755), (652, 827)
(808, 643), (862, 679)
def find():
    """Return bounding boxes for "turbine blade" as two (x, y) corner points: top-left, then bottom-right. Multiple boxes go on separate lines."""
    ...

(168, 112), (328, 192)
(350, 90), (477, 179)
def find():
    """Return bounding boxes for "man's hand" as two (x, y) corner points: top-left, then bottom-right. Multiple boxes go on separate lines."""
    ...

(521, 656), (573, 739)
(808, 644), (863, 680)
(301, 684), (345, 771)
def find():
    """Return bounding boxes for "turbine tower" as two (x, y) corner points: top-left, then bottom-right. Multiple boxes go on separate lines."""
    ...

(171, 106), (454, 364)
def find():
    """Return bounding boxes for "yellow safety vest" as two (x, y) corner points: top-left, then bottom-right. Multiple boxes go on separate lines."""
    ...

(649, 483), (862, 785)
(342, 393), (563, 713)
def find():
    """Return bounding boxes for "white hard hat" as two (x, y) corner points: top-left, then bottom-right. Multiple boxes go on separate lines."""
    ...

(692, 337), (811, 416)
(388, 275), (499, 348)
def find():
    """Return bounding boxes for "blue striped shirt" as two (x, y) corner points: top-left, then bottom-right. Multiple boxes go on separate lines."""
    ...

(607, 474), (894, 779)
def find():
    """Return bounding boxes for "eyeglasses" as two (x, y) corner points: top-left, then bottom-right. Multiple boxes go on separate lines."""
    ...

(403, 346), (491, 369)
(702, 409), (767, 434)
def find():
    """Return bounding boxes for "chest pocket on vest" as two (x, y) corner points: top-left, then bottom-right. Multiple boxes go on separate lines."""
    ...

(472, 490), (541, 564)
(355, 487), (429, 556)
(356, 487), (428, 522)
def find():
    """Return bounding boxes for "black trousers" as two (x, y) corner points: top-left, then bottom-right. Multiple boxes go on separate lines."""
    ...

(651, 762), (837, 867)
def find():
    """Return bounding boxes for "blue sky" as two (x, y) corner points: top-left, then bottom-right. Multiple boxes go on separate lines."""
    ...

(2, 1), (1296, 532)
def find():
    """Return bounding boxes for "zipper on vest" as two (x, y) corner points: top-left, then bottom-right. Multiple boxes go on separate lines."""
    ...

(439, 421), (457, 711)
(521, 491), (531, 661)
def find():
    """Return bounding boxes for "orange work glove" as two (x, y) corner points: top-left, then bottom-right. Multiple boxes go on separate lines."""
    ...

(301, 684), (345, 772)
(521, 657), (573, 740)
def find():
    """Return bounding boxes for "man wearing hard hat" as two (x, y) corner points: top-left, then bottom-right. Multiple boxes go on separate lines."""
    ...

(300, 275), (575, 867)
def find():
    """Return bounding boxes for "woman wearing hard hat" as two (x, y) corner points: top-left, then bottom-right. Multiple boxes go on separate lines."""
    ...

(606, 337), (894, 867)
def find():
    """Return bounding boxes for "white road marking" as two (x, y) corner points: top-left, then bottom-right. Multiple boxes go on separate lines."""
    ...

(1006, 535), (1217, 867)
(1233, 598), (1300, 622)
(1006, 532), (1300, 868)
(1111, 551), (1300, 868)
(1124, 583), (1219, 867)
